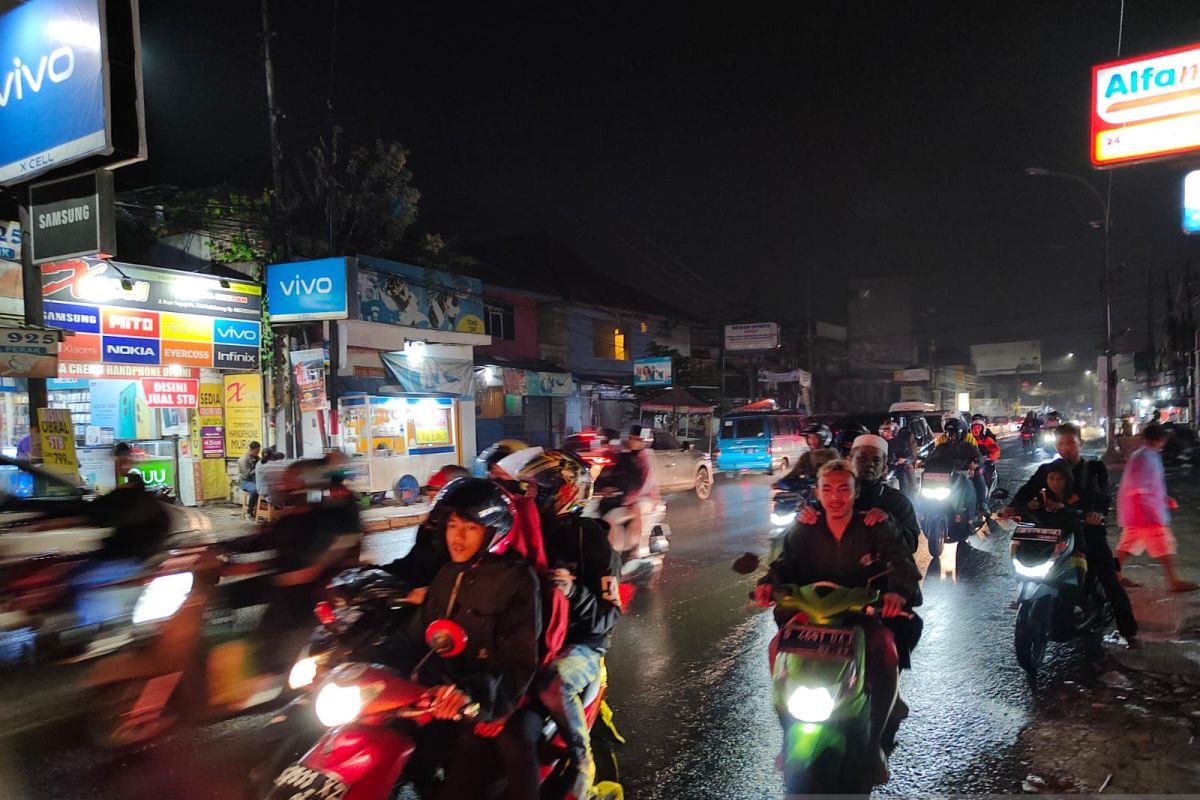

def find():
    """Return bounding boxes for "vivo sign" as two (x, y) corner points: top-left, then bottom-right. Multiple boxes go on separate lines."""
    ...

(0, 0), (108, 185)
(266, 257), (349, 322)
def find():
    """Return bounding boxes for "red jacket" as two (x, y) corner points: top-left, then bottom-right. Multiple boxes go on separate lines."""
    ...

(975, 434), (1001, 462)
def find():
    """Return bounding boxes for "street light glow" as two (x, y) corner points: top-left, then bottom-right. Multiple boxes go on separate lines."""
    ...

(1067, 352), (1074, 358)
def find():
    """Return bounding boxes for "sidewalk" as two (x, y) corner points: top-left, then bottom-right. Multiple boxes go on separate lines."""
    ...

(1007, 461), (1200, 794)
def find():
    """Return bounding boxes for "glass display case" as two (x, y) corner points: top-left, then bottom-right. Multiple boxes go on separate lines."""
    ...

(338, 394), (460, 495)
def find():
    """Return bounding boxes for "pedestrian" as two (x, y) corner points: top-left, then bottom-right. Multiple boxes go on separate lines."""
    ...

(238, 440), (262, 520)
(1115, 422), (1199, 593)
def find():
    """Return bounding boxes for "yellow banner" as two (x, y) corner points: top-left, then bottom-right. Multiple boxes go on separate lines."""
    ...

(160, 312), (213, 342)
(199, 379), (227, 500)
(37, 408), (79, 477)
(224, 374), (263, 458)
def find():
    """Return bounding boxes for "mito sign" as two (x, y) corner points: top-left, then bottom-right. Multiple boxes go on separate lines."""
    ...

(1092, 43), (1200, 166)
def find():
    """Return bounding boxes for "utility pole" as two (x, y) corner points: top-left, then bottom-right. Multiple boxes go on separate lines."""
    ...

(18, 201), (46, 444)
(261, 0), (287, 256)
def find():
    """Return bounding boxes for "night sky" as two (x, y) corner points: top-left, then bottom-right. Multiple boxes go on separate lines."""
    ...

(123, 1), (1200, 363)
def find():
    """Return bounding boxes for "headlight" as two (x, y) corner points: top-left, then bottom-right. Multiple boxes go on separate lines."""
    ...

(787, 686), (836, 722)
(314, 679), (384, 727)
(1042, 433), (1055, 443)
(131, 572), (194, 624)
(771, 511), (796, 526)
(921, 486), (951, 501)
(1012, 558), (1054, 579)
(289, 656), (320, 690)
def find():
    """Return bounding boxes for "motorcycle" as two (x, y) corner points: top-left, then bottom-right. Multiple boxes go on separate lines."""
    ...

(81, 530), (360, 748)
(256, 618), (623, 800)
(769, 474), (815, 528)
(917, 457), (982, 558)
(1010, 517), (1113, 674)
(583, 491), (670, 585)
(1020, 429), (1038, 457)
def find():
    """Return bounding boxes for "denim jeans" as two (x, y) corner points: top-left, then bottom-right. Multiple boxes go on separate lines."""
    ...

(539, 643), (602, 758)
(241, 479), (258, 514)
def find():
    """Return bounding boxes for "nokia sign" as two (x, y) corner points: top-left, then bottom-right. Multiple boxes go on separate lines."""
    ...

(0, 0), (108, 185)
(266, 258), (349, 323)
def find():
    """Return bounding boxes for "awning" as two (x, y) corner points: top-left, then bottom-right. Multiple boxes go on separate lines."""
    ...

(640, 386), (714, 414)
(474, 354), (573, 397)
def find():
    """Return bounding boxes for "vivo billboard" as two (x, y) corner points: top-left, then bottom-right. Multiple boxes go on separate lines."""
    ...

(266, 257), (350, 323)
(0, 0), (109, 185)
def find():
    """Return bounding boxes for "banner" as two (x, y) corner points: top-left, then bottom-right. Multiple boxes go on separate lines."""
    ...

(201, 426), (225, 458)
(502, 368), (527, 395)
(758, 368), (812, 388)
(380, 352), (476, 398)
(290, 348), (329, 412)
(197, 379), (227, 498)
(358, 256), (485, 334)
(37, 407), (78, 478)
(224, 373), (263, 457)
(526, 371), (574, 396)
(140, 378), (199, 408)
(633, 357), (672, 387)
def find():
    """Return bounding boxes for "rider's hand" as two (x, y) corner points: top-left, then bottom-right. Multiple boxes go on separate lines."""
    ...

(551, 568), (576, 597)
(1040, 489), (1063, 513)
(1085, 512), (1104, 526)
(863, 508), (889, 526)
(881, 592), (907, 618)
(1168, 496), (1179, 510)
(997, 505), (1014, 520)
(797, 505), (820, 525)
(753, 582), (775, 608)
(426, 685), (472, 720)
(404, 587), (428, 605)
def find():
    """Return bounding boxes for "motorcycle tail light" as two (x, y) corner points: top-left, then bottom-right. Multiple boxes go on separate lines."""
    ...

(314, 601), (336, 626)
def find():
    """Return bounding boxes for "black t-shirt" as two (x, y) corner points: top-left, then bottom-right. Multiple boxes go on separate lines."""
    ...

(88, 482), (171, 561)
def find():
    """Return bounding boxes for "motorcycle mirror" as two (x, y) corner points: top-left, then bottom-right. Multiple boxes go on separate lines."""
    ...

(425, 619), (468, 657)
(732, 552), (760, 574)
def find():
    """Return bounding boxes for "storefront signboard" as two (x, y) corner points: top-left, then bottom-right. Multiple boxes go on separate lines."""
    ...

(122, 456), (174, 491)
(140, 378), (198, 408)
(224, 373), (263, 457)
(28, 170), (117, 263)
(0, 327), (59, 378)
(201, 425), (224, 458)
(57, 362), (198, 379)
(358, 256), (485, 333)
(42, 257), (261, 370)
(265, 257), (348, 322)
(37, 407), (78, 477)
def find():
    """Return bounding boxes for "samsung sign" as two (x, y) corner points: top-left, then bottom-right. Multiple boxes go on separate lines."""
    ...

(266, 257), (349, 323)
(0, 0), (109, 185)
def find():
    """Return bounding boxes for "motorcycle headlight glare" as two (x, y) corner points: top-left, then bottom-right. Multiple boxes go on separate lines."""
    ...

(288, 656), (320, 690)
(1042, 433), (1055, 443)
(921, 486), (951, 501)
(1012, 557), (1054, 579)
(787, 685), (836, 722)
(771, 511), (796, 526)
(131, 572), (194, 625)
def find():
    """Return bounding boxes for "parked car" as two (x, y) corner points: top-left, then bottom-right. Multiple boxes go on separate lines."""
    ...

(566, 428), (714, 499)
(715, 411), (807, 475)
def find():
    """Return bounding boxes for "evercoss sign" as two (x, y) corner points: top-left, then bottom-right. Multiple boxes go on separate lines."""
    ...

(266, 257), (349, 322)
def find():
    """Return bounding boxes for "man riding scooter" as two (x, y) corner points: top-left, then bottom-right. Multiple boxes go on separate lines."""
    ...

(970, 417), (1001, 496)
(879, 420), (916, 497)
(930, 418), (990, 523)
(594, 425), (658, 558)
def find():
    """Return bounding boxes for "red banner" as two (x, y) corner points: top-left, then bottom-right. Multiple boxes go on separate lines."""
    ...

(141, 378), (199, 408)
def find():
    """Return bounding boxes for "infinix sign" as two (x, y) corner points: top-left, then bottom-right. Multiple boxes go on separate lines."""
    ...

(266, 257), (349, 323)
(0, 0), (108, 185)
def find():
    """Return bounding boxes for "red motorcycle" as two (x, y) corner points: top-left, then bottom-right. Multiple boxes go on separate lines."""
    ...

(257, 619), (622, 800)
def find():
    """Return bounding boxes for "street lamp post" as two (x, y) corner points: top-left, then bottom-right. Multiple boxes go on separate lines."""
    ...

(1025, 167), (1117, 458)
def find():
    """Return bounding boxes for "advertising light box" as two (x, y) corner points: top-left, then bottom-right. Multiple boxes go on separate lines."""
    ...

(266, 257), (349, 322)
(1092, 43), (1200, 166)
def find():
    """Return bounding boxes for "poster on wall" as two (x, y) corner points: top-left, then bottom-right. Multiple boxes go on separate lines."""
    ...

(201, 426), (225, 458)
(224, 373), (263, 457)
(290, 348), (329, 412)
(358, 256), (485, 333)
(140, 378), (199, 408)
(37, 408), (78, 478)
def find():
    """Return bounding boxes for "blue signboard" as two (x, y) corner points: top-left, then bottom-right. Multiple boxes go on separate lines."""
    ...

(0, 0), (108, 185)
(1185, 170), (1200, 235)
(101, 335), (158, 364)
(213, 318), (261, 347)
(633, 356), (673, 387)
(265, 257), (349, 322)
(358, 255), (485, 334)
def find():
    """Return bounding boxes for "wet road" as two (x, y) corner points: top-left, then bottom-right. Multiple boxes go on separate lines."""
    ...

(3, 441), (1094, 798)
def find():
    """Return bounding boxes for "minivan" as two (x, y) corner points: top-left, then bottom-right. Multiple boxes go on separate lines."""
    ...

(715, 412), (807, 475)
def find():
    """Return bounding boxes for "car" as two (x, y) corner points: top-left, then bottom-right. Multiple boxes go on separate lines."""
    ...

(567, 428), (714, 499)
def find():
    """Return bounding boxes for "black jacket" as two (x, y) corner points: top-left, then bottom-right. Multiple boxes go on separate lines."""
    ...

(1012, 458), (1110, 521)
(383, 521), (448, 586)
(543, 514), (622, 652)
(762, 513), (922, 606)
(88, 482), (170, 561)
(856, 480), (921, 552)
(419, 551), (541, 722)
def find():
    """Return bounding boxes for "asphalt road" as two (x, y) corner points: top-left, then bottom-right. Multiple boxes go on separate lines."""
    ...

(2, 439), (1100, 799)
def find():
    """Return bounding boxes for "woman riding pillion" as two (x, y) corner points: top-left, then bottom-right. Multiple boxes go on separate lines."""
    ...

(755, 460), (922, 785)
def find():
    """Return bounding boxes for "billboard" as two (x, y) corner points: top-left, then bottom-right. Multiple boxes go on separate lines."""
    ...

(0, 0), (108, 185)
(266, 257), (349, 322)
(42, 257), (262, 370)
(970, 341), (1042, 375)
(633, 356), (672, 387)
(358, 255), (485, 334)
(724, 322), (779, 352)
(1091, 43), (1200, 166)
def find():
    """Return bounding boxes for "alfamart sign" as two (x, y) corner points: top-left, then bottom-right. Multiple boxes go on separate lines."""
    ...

(1092, 43), (1200, 166)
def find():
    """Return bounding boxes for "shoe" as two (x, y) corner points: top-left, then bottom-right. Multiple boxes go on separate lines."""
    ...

(893, 697), (910, 722)
(564, 752), (595, 800)
(874, 747), (891, 785)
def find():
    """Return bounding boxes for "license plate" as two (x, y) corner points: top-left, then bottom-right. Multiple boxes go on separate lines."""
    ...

(1012, 527), (1063, 543)
(922, 472), (950, 482)
(268, 765), (350, 800)
(780, 625), (856, 659)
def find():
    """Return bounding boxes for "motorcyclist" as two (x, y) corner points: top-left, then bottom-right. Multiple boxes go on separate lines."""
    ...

(516, 450), (622, 800)
(383, 465), (471, 600)
(879, 420), (917, 496)
(969, 418), (1001, 489)
(755, 460), (921, 785)
(593, 425), (658, 557)
(930, 418), (989, 520)
(417, 478), (543, 800)
(1001, 423), (1138, 647)
(833, 424), (870, 458)
(780, 423), (838, 481)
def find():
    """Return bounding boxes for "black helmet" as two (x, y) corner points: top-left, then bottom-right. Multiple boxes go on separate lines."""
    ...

(801, 423), (833, 447)
(833, 424), (870, 456)
(971, 413), (986, 423)
(943, 418), (966, 441)
(516, 449), (591, 518)
(431, 477), (516, 556)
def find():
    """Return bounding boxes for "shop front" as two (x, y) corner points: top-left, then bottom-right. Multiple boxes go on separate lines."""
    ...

(40, 258), (264, 504)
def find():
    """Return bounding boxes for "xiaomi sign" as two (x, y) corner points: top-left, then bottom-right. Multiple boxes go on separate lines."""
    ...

(1092, 43), (1200, 166)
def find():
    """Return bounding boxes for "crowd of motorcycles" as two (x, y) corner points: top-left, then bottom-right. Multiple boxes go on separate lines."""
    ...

(0, 414), (1129, 798)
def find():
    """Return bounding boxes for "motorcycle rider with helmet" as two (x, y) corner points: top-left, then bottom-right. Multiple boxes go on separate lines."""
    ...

(417, 478), (544, 800)
(515, 450), (622, 800)
(969, 418), (1002, 492)
(755, 460), (922, 785)
(833, 424), (870, 458)
(879, 420), (917, 496)
(929, 418), (990, 521)
(594, 425), (658, 557)
(781, 423), (839, 481)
